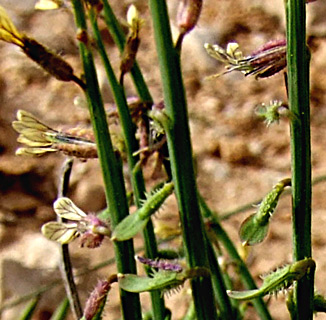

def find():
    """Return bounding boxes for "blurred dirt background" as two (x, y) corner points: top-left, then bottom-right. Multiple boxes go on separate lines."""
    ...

(1, 0), (326, 319)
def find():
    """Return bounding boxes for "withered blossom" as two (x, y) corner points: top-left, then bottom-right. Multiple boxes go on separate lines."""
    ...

(205, 39), (286, 79)
(119, 5), (143, 83)
(12, 110), (98, 160)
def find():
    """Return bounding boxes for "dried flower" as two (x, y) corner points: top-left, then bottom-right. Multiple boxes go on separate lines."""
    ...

(119, 5), (143, 83)
(41, 197), (111, 248)
(205, 39), (286, 79)
(12, 110), (98, 159)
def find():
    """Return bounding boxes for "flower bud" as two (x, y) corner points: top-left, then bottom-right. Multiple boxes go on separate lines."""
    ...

(83, 280), (112, 320)
(177, 0), (202, 36)
(136, 255), (183, 272)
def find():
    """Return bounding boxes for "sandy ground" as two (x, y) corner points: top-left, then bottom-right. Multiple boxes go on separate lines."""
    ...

(1, 0), (326, 319)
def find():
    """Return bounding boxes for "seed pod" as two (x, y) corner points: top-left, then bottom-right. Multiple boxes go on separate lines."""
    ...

(239, 178), (291, 246)
(227, 258), (315, 300)
(111, 182), (174, 241)
(119, 267), (209, 294)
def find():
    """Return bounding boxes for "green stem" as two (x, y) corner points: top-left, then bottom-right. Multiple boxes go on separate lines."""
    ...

(286, 0), (313, 318)
(199, 196), (272, 320)
(50, 298), (70, 320)
(70, 2), (142, 319)
(101, 0), (152, 102)
(19, 297), (39, 320)
(206, 236), (237, 319)
(57, 159), (83, 320)
(89, 8), (167, 319)
(148, 0), (217, 319)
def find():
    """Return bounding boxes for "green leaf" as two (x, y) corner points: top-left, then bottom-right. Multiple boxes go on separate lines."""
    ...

(239, 213), (269, 246)
(111, 214), (149, 242)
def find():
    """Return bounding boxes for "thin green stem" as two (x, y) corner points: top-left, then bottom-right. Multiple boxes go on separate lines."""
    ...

(148, 0), (217, 319)
(50, 298), (70, 320)
(56, 158), (82, 320)
(206, 235), (237, 319)
(199, 195), (272, 320)
(88, 8), (167, 319)
(18, 297), (39, 320)
(70, 2), (142, 319)
(286, 0), (313, 318)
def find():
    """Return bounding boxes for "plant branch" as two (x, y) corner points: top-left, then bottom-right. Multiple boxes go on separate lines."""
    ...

(148, 0), (218, 318)
(199, 195), (272, 320)
(286, 0), (314, 318)
(56, 158), (83, 320)
(88, 7), (167, 319)
(71, 1), (142, 319)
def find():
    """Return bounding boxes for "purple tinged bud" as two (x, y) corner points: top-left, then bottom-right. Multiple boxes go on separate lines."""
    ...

(177, 0), (203, 35)
(136, 255), (183, 272)
(83, 280), (111, 320)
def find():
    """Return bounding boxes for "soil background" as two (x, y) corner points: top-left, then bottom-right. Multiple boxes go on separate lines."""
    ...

(1, 0), (326, 319)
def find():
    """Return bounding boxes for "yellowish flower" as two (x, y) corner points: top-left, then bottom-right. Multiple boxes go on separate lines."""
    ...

(0, 5), (24, 46)
(12, 110), (98, 159)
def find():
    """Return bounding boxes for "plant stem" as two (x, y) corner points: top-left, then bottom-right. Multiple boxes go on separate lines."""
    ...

(206, 236), (237, 318)
(50, 298), (70, 320)
(88, 8), (167, 319)
(56, 158), (83, 320)
(71, 2), (142, 319)
(19, 296), (39, 320)
(148, 0), (217, 319)
(199, 195), (273, 320)
(286, 0), (314, 318)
